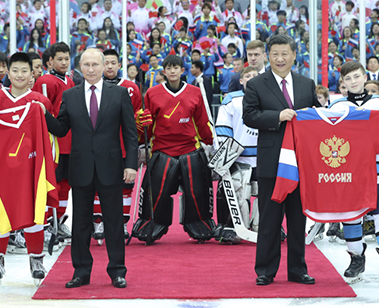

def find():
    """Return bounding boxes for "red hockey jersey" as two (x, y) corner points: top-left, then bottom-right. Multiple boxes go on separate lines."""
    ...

(144, 82), (213, 156)
(33, 74), (75, 154)
(272, 107), (379, 223)
(0, 88), (52, 113)
(117, 78), (142, 113)
(0, 103), (59, 234)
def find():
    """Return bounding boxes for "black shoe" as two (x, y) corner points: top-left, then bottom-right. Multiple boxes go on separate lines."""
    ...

(288, 274), (315, 284)
(256, 275), (274, 286)
(112, 276), (127, 288)
(65, 276), (90, 288)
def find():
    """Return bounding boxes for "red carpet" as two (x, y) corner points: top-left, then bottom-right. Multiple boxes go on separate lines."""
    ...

(33, 190), (356, 300)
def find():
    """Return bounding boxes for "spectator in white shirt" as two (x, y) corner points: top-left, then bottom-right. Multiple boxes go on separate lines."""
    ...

(130, 0), (154, 36)
(98, 0), (121, 30)
(221, 22), (243, 57)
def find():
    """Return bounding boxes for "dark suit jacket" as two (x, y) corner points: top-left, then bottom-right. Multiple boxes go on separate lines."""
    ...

(45, 81), (138, 187)
(243, 70), (321, 178)
(192, 75), (213, 114)
(366, 72), (379, 81)
(228, 72), (243, 93)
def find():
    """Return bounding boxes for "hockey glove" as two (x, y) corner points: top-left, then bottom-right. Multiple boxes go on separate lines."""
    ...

(135, 108), (153, 133)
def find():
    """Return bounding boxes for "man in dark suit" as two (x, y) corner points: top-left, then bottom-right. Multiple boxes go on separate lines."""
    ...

(191, 60), (213, 114)
(366, 56), (379, 81)
(228, 40), (267, 93)
(243, 34), (321, 286)
(40, 48), (138, 289)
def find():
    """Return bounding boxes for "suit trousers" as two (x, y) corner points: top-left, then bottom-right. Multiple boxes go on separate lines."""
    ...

(71, 166), (126, 280)
(255, 177), (307, 278)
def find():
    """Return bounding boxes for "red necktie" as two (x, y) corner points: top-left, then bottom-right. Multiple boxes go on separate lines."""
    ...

(281, 79), (293, 109)
(90, 85), (98, 128)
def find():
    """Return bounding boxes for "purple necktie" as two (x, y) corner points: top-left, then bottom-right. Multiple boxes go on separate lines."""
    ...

(281, 79), (293, 109)
(89, 85), (98, 128)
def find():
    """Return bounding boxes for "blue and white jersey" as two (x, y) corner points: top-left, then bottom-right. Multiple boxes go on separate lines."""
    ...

(215, 90), (258, 167)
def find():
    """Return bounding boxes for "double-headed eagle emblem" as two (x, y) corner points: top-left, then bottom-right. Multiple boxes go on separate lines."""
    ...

(320, 135), (350, 168)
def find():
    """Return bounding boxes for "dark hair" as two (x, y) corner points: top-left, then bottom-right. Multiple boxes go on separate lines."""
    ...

(367, 56), (379, 65)
(50, 42), (70, 58)
(267, 34), (296, 53)
(149, 54), (158, 61)
(226, 22), (238, 34)
(233, 57), (243, 63)
(346, 1), (354, 7)
(9, 52), (33, 71)
(273, 25), (286, 36)
(27, 52), (41, 62)
(192, 49), (201, 56)
(101, 17), (117, 40)
(162, 55), (183, 69)
(202, 3), (212, 11)
(350, 18), (359, 29)
(340, 61), (365, 78)
(74, 54), (81, 68)
(4, 23), (10, 32)
(374, 9), (379, 16)
(42, 47), (51, 69)
(28, 28), (44, 48)
(299, 5), (309, 20)
(227, 42), (237, 49)
(192, 60), (204, 72)
(127, 63), (138, 70)
(158, 6), (165, 16)
(0, 51), (8, 68)
(149, 28), (162, 49)
(369, 23), (379, 38)
(103, 49), (120, 60)
(334, 55), (344, 64)
(82, 1), (92, 12)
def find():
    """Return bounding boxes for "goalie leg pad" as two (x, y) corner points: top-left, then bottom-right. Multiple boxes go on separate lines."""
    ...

(131, 219), (168, 242)
(183, 218), (216, 241)
(179, 148), (214, 224)
(216, 181), (233, 227)
(138, 151), (180, 226)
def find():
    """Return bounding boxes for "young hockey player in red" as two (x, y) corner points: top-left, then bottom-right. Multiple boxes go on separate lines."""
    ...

(132, 55), (215, 243)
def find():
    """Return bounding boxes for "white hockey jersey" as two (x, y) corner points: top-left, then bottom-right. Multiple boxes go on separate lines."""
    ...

(215, 90), (258, 167)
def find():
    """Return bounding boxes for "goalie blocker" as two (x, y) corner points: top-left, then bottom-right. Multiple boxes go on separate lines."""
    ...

(132, 149), (215, 243)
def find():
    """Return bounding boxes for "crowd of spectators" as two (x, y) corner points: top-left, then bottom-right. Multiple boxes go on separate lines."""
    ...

(2, 0), (379, 97)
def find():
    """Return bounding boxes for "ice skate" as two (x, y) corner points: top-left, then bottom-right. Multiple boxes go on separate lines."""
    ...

(57, 214), (71, 243)
(30, 255), (46, 287)
(306, 223), (325, 244)
(43, 225), (60, 252)
(7, 230), (27, 254)
(326, 222), (340, 242)
(344, 243), (366, 284)
(214, 224), (242, 244)
(0, 255), (5, 285)
(93, 221), (104, 245)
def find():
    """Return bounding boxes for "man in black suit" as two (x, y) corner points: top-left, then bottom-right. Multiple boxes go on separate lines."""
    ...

(366, 56), (379, 81)
(191, 60), (213, 115)
(228, 40), (267, 92)
(243, 34), (321, 286)
(40, 48), (138, 289)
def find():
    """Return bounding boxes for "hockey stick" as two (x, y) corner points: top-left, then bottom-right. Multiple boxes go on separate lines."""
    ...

(197, 77), (257, 242)
(138, 69), (155, 246)
(126, 163), (143, 246)
(42, 83), (59, 255)
(305, 222), (323, 245)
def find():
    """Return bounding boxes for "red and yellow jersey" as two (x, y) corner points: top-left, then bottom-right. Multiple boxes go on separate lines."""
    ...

(0, 103), (59, 234)
(33, 74), (75, 154)
(145, 82), (213, 157)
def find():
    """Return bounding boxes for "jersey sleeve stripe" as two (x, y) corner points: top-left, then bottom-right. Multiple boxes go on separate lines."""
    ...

(215, 126), (233, 137)
(276, 163), (299, 182)
(240, 147), (257, 156)
(278, 148), (297, 167)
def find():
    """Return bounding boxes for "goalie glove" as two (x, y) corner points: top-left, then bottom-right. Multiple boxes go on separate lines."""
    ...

(135, 108), (153, 133)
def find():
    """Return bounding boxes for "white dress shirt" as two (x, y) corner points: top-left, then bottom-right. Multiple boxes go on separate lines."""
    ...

(272, 70), (294, 107)
(84, 79), (103, 114)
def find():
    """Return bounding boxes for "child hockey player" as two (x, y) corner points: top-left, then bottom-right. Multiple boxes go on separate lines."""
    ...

(132, 55), (215, 243)
(214, 66), (259, 243)
(329, 60), (379, 283)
